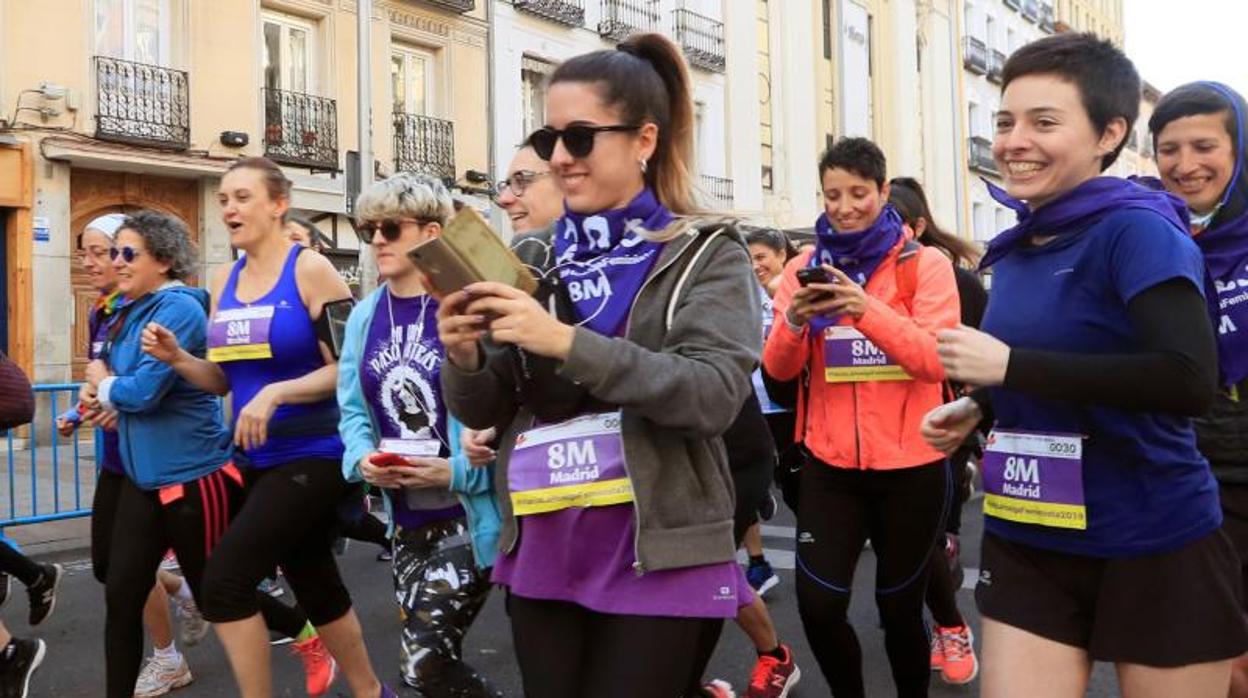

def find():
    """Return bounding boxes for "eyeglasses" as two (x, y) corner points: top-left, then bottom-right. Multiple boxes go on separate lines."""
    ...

(78, 246), (113, 263)
(358, 218), (436, 243)
(527, 124), (642, 160)
(495, 170), (550, 198)
(108, 246), (143, 264)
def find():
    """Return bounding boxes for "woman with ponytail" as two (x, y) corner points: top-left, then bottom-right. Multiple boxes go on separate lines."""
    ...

(437, 34), (761, 696)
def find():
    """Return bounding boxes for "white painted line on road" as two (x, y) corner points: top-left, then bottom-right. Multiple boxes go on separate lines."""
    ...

(760, 524), (795, 539)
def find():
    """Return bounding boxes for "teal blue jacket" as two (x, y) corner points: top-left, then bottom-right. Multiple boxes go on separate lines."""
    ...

(336, 287), (500, 569)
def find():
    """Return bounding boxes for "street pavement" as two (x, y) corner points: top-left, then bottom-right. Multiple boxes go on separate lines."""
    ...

(9, 494), (1123, 696)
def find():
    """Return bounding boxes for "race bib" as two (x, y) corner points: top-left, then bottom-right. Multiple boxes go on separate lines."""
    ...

(207, 306), (275, 362)
(378, 438), (461, 511)
(822, 327), (910, 383)
(508, 412), (634, 516)
(982, 430), (1086, 530)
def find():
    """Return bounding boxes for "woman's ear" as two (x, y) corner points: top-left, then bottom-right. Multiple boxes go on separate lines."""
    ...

(636, 122), (659, 165)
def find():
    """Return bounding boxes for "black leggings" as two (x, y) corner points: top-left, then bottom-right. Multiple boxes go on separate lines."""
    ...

(340, 508), (391, 550)
(796, 460), (947, 698)
(508, 593), (723, 698)
(91, 469), (126, 584)
(105, 467), (243, 698)
(200, 458), (353, 627)
(0, 539), (43, 587)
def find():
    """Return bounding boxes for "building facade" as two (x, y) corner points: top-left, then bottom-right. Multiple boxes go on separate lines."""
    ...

(0, 0), (491, 383)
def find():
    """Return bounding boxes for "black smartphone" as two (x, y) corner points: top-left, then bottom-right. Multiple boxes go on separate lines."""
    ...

(318, 298), (355, 359)
(797, 267), (830, 287)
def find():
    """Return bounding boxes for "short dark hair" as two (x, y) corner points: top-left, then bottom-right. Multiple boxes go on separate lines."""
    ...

(1002, 32), (1139, 171)
(818, 137), (887, 186)
(744, 227), (798, 261)
(119, 210), (198, 281)
(1149, 82), (1242, 150)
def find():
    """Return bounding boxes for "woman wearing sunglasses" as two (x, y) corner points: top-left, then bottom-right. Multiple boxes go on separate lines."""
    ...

(437, 34), (761, 697)
(335, 173), (502, 696)
(76, 211), (239, 698)
(141, 157), (394, 698)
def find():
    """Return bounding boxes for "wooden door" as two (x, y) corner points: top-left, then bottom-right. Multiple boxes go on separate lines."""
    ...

(68, 170), (200, 379)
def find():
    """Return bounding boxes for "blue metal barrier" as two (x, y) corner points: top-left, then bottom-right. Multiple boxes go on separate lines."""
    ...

(2, 383), (98, 529)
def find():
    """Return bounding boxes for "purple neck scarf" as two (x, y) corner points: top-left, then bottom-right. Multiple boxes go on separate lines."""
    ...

(553, 189), (671, 337)
(978, 176), (1190, 270)
(807, 204), (904, 332)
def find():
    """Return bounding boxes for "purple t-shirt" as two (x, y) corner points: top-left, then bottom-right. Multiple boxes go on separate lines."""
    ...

(360, 289), (463, 530)
(89, 304), (124, 474)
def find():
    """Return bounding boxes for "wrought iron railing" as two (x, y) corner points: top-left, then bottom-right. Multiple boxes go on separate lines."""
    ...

(673, 8), (725, 73)
(1039, 2), (1055, 32)
(514, 0), (585, 27)
(988, 49), (1006, 84)
(1021, 0), (1040, 23)
(968, 136), (997, 175)
(700, 175), (734, 207)
(423, 0), (475, 12)
(94, 56), (189, 150)
(963, 36), (988, 74)
(394, 113), (456, 183)
(263, 87), (339, 170)
(599, 0), (659, 42)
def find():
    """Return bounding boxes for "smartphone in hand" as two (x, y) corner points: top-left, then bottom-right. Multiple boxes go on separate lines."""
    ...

(369, 452), (411, 468)
(796, 267), (830, 287)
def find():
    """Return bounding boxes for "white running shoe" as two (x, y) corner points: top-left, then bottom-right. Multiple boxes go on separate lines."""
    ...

(133, 653), (193, 697)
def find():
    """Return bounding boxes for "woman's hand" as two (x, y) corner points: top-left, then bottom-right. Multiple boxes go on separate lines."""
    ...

(79, 382), (100, 412)
(921, 397), (983, 455)
(142, 322), (184, 365)
(234, 384), (283, 451)
(359, 452), (406, 489)
(785, 265), (868, 325)
(86, 409), (119, 432)
(460, 427), (497, 467)
(464, 282), (575, 360)
(436, 290), (487, 370)
(390, 457), (453, 489)
(937, 326), (1011, 387)
(85, 359), (112, 388)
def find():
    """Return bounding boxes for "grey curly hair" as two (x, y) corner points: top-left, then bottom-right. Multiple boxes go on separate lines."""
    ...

(354, 172), (454, 225)
(119, 210), (198, 281)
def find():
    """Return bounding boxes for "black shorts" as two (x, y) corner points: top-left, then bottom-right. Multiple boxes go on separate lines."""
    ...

(977, 530), (1248, 667)
(724, 393), (775, 545)
(1220, 482), (1248, 613)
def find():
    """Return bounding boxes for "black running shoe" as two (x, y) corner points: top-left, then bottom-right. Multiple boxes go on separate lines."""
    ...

(27, 563), (62, 627)
(0, 637), (45, 698)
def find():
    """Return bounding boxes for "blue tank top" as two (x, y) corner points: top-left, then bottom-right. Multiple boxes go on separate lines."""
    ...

(211, 245), (343, 468)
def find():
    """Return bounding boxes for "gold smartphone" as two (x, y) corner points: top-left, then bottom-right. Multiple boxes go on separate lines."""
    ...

(406, 207), (539, 296)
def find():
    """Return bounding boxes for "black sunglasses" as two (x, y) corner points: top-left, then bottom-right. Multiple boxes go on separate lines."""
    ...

(528, 124), (642, 160)
(359, 218), (436, 242)
(108, 246), (143, 264)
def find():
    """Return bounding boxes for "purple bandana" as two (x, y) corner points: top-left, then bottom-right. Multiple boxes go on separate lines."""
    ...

(978, 176), (1190, 271)
(807, 204), (904, 332)
(553, 189), (671, 337)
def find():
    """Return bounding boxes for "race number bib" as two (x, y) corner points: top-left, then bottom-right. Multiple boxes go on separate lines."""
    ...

(982, 430), (1086, 530)
(822, 327), (910, 383)
(508, 412), (633, 516)
(207, 306), (275, 362)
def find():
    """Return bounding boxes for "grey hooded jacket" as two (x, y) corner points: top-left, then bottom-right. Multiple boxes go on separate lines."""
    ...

(441, 220), (762, 572)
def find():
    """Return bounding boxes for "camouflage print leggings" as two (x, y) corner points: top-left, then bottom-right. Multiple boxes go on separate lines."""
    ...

(392, 516), (500, 697)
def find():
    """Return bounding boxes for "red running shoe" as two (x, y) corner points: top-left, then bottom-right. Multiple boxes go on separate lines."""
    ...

(291, 636), (338, 696)
(746, 643), (801, 698)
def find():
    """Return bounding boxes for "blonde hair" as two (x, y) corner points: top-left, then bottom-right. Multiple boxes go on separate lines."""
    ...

(355, 173), (454, 224)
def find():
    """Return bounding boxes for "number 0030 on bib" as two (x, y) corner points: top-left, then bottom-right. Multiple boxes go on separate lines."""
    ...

(508, 412), (634, 516)
(982, 430), (1086, 530)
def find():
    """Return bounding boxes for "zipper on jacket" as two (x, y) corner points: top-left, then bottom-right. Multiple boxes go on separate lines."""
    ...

(619, 227), (701, 576)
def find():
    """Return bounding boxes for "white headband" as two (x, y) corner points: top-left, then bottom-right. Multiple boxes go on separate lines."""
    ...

(84, 213), (126, 240)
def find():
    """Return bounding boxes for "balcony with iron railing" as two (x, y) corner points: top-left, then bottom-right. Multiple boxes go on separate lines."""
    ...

(1039, 2), (1055, 32)
(394, 113), (456, 183)
(1022, 0), (1040, 23)
(673, 8), (725, 73)
(263, 87), (339, 170)
(987, 49), (1006, 84)
(598, 0), (659, 42)
(963, 36), (988, 74)
(422, 0), (475, 13)
(700, 174), (733, 207)
(94, 56), (189, 150)
(513, 0), (584, 27)
(968, 136), (998, 175)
